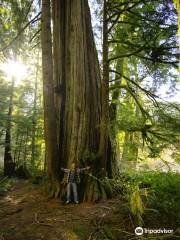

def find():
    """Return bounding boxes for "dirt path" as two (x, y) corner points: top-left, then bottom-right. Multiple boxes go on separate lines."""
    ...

(0, 180), (126, 240)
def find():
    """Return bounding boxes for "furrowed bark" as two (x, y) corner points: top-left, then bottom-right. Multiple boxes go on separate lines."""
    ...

(52, 0), (101, 171)
(41, 0), (112, 200)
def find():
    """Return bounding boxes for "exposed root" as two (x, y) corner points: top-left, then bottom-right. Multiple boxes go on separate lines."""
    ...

(82, 174), (113, 202)
(44, 174), (113, 202)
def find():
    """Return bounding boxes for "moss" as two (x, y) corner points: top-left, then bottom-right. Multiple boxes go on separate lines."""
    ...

(103, 225), (116, 240)
(0, 177), (14, 195)
(92, 181), (100, 202)
(73, 224), (88, 239)
(81, 175), (113, 202)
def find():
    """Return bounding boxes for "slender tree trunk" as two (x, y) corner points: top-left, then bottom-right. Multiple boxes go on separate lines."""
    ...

(173, 0), (180, 79)
(13, 128), (20, 163)
(121, 132), (139, 170)
(99, 0), (109, 176)
(31, 54), (39, 169)
(109, 59), (124, 177)
(16, 133), (23, 166)
(22, 128), (29, 167)
(41, 0), (58, 184)
(4, 78), (15, 176)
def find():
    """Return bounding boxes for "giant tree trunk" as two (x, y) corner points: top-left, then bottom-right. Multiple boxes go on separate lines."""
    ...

(52, 0), (102, 169)
(50, 0), (111, 200)
(41, 0), (111, 200)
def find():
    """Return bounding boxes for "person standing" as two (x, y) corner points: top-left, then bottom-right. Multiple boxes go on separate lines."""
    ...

(61, 163), (90, 204)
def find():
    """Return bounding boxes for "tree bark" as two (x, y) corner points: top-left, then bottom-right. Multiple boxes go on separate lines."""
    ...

(46, 0), (113, 200)
(99, 0), (109, 176)
(52, 0), (102, 170)
(41, 0), (58, 183)
(31, 53), (39, 169)
(109, 59), (124, 177)
(4, 78), (15, 177)
(17, 134), (23, 165)
(13, 127), (20, 163)
(41, 0), (112, 200)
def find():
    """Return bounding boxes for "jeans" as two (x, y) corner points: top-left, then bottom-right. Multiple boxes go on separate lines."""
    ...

(67, 182), (78, 202)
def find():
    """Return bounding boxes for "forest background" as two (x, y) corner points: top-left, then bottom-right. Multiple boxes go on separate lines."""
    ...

(0, 0), (180, 238)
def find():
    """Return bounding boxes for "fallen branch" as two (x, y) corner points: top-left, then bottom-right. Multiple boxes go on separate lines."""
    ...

(33, 213), (53, 227)
(5, 208), (23, 216)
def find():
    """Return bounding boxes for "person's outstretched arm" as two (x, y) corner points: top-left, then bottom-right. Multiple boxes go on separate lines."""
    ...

(78, 166), (90, 173)
(61, 168), (69, 173)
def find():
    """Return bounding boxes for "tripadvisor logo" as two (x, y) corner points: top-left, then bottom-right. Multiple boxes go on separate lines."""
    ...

(135, 227), (173, 235)
(135, 227), (143, 236)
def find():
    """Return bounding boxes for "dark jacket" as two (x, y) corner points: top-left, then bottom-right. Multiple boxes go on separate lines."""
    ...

(61, 167), (88, 183)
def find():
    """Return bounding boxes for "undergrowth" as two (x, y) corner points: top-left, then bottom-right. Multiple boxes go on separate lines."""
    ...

(0, 176), (15, 196)
(101, 171), (180, 239)
(126, 171), (180, 226)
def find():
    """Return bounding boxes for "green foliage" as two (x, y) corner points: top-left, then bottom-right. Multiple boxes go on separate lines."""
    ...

(82, 150), (97, 163)
(31, 174), (48, 187)
(129, 185), (145, 226)
(125, 171), (180, 226)
(114, 96), (180, 162)
(0, 75), (44, 171)
(115, 102), (144, 132)
(117, 176), (147, 226)
(0, 0), (43, 175)
(101, 176), (145, 226)
(101, 177), (123, 196)
(0, 177), (15, 195)
(104, 171), (180, 228)
(73, 224), (88, 238)
(107, 0), (179, 169)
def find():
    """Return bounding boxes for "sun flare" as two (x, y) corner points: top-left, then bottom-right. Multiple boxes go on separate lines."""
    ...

(0, 60), (27, 84)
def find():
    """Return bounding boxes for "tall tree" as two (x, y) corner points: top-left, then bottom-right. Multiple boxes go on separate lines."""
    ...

(99, 0), (109, 176)
(31, 53), (40, 169)
(52, 0), (102, 167)
(40, 0), (111, 199)
(4, 78), (15, 176)
(41, 0), (58, 186)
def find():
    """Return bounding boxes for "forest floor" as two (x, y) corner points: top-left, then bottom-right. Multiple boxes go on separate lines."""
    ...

(0, 179), (134, 240)
(0, 179), (179, 240)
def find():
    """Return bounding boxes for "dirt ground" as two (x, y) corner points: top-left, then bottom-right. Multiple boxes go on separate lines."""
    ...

(0, 180), (132, 240)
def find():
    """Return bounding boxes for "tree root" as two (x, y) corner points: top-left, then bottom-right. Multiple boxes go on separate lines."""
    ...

(44, 175), (113, 202)
(82, 174), (113, 202)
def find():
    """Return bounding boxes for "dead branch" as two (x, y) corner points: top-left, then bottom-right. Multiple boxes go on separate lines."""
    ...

(33, 213), (53, 227)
